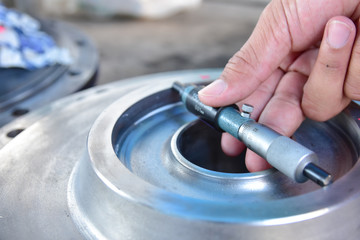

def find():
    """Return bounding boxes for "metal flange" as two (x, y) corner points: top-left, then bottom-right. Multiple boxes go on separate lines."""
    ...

(0, 69), (360, 239)
(0, 19), (98, 127)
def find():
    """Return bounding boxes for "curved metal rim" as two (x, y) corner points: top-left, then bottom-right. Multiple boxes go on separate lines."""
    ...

(171, 121), (276, 180)
(0, 65), (68, 110)
(0, 20), (97, 109)
(87, 74), (360, 223)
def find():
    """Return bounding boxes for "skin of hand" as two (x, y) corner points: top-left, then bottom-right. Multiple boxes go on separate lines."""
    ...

(198, 0), (360, 172)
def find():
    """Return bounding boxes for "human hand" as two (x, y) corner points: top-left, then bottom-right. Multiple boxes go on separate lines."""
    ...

(198, 0), (360, 172)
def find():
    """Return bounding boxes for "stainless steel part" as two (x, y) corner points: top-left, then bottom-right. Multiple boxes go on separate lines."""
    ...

(0, 19), (98, 127)
(238, 121), (333, 186)
(0, 69), (360, 239)
(173, 83), (332, 186)
(238, 121), (319, 183)
(240, 103), (254, 118)
(303, 163), (333, 186)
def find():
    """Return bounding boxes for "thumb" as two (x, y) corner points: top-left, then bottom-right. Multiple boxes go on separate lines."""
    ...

(199, 0), (292, 107)
(199, 0), (359, 107)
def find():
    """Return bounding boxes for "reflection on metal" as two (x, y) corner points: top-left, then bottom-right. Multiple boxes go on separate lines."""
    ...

(0, 69), (359, 239)
(172, 82), (332, 186)
(0, 19), (98, 127)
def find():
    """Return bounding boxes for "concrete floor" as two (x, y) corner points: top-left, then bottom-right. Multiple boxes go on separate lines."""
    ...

(67, 1), (266, 85)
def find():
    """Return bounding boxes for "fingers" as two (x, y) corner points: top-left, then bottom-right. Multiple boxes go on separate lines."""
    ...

(245, 150), (272, 172)
(221, 133), (245, 157)
(198, 0), (293, 107)
(234, 68), (285, 120)
(246, 72), (307, 172)
(199, 0), (360, 108)
(302, 16), (356, 121)
(345, 19), (360, 100)
(221, 69), (284, 156)
(287, 48), (319, 76)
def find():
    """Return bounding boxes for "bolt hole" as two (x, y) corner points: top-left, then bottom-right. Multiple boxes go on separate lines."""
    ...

(7, 129), (25, 138)
(96, 88), (108, 94)
(11, 108), (29, 117)
(69, 69), (81, 76)
(76, 39), (86, 46)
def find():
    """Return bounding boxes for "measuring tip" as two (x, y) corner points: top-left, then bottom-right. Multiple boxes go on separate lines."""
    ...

(303, 163), (333, 187)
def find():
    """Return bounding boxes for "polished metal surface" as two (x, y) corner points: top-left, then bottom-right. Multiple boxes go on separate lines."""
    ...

(75, 72), (359, 239)
(0, 69), (221, 239)
(0, 19), (98, 127)
(0, 69), (360, 239)
(240, 103), (253, 118)
(174, 82), (331, 185)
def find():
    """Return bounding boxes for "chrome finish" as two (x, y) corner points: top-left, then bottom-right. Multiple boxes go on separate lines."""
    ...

(303, 163), (333, 187)
(75, 77), (360, 239)
(0, 69), (360, 239)
(240, 103), (254, 118)
(173, 83), (332, 186)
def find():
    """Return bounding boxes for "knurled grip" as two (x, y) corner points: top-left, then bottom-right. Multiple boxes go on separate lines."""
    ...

(238, 121), (318, 182)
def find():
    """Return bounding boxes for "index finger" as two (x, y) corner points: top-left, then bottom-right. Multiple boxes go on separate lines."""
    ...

(199, 0), (360, 107)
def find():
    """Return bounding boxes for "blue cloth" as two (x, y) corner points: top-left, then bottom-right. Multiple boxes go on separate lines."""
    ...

(0, 5), (71, 69)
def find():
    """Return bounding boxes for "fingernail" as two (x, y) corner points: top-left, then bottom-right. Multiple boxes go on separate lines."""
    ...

(198, 79), (227, 97)
(327, 20), (352, 49)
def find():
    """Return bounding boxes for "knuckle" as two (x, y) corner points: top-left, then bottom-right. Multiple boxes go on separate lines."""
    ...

(301, 96), (345, 121)
(317, 57), (345, 73)
(301, 94), (330, 121)
(222, 48), (258, 80)
(226, 54), (251, 71)
(228, 45), (258, 70)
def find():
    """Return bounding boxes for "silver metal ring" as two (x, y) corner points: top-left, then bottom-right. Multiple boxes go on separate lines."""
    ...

(69, 72), (360, 239)
(1, 69), (359, 239)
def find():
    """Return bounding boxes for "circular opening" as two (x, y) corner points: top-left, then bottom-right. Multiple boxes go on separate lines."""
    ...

(176, 120), (248, 173)
(7, 128), (25, 138)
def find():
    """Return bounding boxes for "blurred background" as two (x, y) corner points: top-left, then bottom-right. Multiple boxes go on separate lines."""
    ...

(0, 0), (270, 127)
(1, 0), (269, 85)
